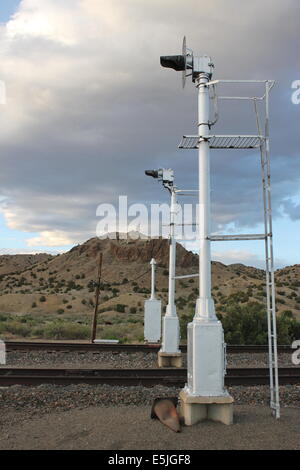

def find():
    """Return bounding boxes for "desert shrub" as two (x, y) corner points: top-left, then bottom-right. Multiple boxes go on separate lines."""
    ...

(220, 302), (300, 344)
(39, 296), (46, 302)
(57, 309), (65, 314)
(0, 321), (31, 337)
(227, 291), (249, 304)
(128, 318), (140, 324)
(98, 307), (114, 313)
(67, 280), (76, 290)
(130, 307), (137, 314)
(116, 304), (126, 313)
(43, 322), (90, 340)
(137, 288), (150, 294)
(282, 310), (294, 319)
(31, 302), (37, 308)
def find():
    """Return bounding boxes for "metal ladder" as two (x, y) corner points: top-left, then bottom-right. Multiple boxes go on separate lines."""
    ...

(259, 86), (280, 418)
(179, 79), (280, 418)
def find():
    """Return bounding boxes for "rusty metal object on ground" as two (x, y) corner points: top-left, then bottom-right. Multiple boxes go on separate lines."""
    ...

(151, 397), (181, 433)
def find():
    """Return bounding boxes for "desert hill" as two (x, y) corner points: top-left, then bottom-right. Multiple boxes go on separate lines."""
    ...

(0, 236), (299, 341)
(0, 253), (53, 276)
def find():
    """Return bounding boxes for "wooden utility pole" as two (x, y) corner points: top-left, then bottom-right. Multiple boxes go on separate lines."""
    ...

(90, 252), (103, 343)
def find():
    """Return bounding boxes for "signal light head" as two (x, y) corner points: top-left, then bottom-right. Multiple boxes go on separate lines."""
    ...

(160, 55), (186, 71)
(145, 170), (159, 179)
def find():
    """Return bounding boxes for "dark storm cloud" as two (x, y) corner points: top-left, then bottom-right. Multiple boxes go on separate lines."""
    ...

(0, 0), (299, 246)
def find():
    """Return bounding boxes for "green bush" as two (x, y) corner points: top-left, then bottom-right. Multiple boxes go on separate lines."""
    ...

(221, 302), (300, 344)
(116, 304), (126, 313)
(43, 322), (90, 340)
(179, 301), (300, 345)
(0, 321), (31, 337)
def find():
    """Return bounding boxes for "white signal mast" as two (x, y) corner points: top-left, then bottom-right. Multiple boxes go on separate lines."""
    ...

(145, 168), (182, 367)
(160, 37), (279, 423)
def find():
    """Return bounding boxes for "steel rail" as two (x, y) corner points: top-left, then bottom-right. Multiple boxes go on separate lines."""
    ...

(4, 341), (292, 354)
(0, 367), (298, 387)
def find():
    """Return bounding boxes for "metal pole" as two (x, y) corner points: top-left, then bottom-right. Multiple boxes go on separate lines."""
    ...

(160, 186), (181, 358)
(166, 189), (177, 316)
(150, 258), (156, 300)
(195, 73), (216, 321)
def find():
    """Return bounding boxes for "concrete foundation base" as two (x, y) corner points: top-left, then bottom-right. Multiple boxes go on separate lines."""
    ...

(179, 390), (234, 425)
(158, 351), (182, 368)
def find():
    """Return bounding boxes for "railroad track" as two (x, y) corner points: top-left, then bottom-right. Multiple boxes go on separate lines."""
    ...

(4, 341), (292, 354)
(0, 367), (299, 387)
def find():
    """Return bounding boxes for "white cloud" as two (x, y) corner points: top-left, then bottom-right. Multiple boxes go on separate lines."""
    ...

(0, 247), (64, 255)
(26, 230), (74, 247)
(0, 0), (299, 260)
(212, 249), (263, 266)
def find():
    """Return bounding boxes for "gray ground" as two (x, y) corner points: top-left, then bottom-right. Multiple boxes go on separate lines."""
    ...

(0, 405), (299, 450)
(0, 350), (299, 450)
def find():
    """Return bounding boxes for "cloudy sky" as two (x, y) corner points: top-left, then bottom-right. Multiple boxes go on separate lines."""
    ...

(0, 0), (299, 268)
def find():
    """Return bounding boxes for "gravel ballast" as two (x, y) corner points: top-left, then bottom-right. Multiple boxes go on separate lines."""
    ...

(1, 350), (297, 368)
(0, 383), (299, 420)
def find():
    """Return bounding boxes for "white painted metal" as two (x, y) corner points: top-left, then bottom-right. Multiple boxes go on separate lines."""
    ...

(167, 190), (176, 317)
(179, 135), (263, 149)
(161, 188), (180, 353)
(144, 299), (162, 343)
(195, 71), (217, 322)
(209, 234), (266, 241)
(93, 339), (119, 344)
(150, 258), (156, 300)
(0, 339), (6, 365)
(175, 189), (199, 193)
(174, 273), (199, 280)
(260, 82), (280, 418)
(160, 40), (279, 416)
(185, 321), (227, 396)
(144, 258), (161, 343)
(179, 77), (280, 417)
(184, 65), (227, 398)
